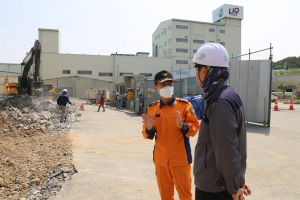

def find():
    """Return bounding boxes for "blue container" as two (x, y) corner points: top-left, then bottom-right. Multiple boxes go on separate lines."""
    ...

(184, 95), (204, 119)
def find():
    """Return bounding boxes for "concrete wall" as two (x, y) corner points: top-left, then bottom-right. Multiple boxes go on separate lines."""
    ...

(114, 56), (172, 80)
(0, 63), (21, 73)
(41, 52), (172, 85)
(41, 53), (115, 82)
(38, 29), (60, 53)
(44, 76), (115, 99)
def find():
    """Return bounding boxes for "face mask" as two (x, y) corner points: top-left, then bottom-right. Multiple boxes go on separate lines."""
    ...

(159, 86), (173, 98)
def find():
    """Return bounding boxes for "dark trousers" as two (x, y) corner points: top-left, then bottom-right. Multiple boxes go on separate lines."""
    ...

(195, 187), (233, 200)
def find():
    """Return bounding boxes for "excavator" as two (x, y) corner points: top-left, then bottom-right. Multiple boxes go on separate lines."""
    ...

(17, 40), (61, 99)
(43, 83), (61, 100)
(18, 40), (43, 96)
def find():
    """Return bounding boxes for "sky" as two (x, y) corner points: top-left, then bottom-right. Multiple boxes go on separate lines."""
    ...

(0, 0), (299, 63)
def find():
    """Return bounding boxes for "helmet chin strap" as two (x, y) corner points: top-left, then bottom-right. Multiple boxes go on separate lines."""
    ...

(198, 66), (211, 85)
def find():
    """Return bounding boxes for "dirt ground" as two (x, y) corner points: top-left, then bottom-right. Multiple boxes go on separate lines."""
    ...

(0, 96), (83, 200)
(0, 114), (75, 200)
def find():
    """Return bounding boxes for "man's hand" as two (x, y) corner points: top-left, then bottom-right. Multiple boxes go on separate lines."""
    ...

(243, 182), (251, 196)
(176, 111), (183, 129)
(142, 114), (155, 130)
(231, 188), (245, 200)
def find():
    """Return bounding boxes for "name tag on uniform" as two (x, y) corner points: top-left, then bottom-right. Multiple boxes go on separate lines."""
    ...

(155, 114), (160, 117)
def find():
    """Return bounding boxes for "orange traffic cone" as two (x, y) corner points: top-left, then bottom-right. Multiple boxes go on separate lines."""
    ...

(289, 99), (295, 110)
(273, 99), (280, 111)
(96, 99), (99, 105)
(80, 103), (85, 111)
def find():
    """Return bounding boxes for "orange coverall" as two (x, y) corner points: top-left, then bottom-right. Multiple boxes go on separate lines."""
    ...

(142, 97), (200, 200)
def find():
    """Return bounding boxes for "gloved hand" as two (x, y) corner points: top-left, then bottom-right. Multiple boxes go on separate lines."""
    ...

(71, 103), (74, 106)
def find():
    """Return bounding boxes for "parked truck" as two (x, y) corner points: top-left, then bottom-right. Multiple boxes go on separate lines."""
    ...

(85, 89), (110, 103)
(2, 82), (18, 96)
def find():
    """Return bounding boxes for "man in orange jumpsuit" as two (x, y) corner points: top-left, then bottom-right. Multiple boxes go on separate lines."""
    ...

(142, 70), (200, 200)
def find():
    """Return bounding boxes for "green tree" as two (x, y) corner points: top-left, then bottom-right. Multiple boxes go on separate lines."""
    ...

(273, 81), (297, 99)
(273, 56), (300, 70)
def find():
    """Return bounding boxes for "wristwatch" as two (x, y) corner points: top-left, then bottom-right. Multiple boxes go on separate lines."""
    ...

(180, 122), (188, 131)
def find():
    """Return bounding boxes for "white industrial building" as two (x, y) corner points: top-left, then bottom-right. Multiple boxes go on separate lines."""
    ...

(1, 4), (244, 98)
(152, 4), (243, 70)
(38, 28), (172, 98)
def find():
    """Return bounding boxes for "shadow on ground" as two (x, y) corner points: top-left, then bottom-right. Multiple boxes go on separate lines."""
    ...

(246, 123), (271, 136)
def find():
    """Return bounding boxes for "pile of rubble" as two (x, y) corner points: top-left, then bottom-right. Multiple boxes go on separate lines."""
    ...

(0, 95), (82, 200)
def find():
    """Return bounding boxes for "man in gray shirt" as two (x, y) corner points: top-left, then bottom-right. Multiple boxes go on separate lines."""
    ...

(192, 43), (251, 200)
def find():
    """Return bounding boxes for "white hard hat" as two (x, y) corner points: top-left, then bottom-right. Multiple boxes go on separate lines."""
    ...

(116, 93), (119, 95)
(63, 89), (67, 92)
(191, 43), (229, 68)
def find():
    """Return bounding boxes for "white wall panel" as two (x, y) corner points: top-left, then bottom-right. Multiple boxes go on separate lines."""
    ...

(229, 60), (271, 124)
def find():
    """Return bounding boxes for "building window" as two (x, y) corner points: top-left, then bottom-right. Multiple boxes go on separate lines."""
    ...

(120, 73), (133, 76)
(168, 25), (171, 30)
(193, 50), (197, 53)
(78, 70), (92, 75)
(176, 48), (188, 53)
(220, 30), (225, 33)
(176, 38), (188, 43)
(168, 49), (171, 53)
(63, 70), (70, 74)
(99, 72), (113, 76)
(162, 31), (164, 35)
(155, 36), (157, 39)
(164, 41), (167, 46)
(158, 34), (160, 38)
(153, 45), (158, 57)
(209, 41), (215, 43)
(176, 25), (188, 29)
(140, 73), (152, 77)
(176, 60), (188, 64)
(168, 38), (172, 43)
(220, 42), (225, 46)
(165, 30), (167, 33)
(193, 39), (204, 44)
(209, 28), (215, 32)
(164, 51), (167, 55)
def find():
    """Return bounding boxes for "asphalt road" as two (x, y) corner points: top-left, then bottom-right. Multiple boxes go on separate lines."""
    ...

(54, 104), (300, 200)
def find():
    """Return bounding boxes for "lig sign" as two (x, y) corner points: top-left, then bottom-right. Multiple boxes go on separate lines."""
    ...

(213, 4), (244, 23)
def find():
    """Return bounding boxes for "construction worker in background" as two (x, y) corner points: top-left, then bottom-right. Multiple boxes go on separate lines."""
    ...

(121, 93), (127, 109)
(97, 92), (105, 112)
(57, 89), (73, 123)
(192, 43), (251, 200)
(142, 70), (200, 200)
(115, 93), (120, 109)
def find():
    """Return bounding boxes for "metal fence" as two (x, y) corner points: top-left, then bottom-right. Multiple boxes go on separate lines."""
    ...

(172, 60), (272, 126)
(173, 68), (206, 98)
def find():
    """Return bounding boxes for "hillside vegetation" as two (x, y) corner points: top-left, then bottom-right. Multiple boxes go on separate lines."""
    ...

(274, 56), (300, 70)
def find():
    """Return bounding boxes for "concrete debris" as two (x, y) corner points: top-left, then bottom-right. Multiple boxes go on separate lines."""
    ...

(0, 95), (82, 200)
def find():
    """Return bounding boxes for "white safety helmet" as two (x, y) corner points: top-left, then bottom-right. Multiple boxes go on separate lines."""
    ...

(191, 43), (229, 68)
(63, 89), (68, 93)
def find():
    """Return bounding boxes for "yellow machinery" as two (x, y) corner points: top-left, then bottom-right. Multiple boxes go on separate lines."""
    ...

(2, 82), (18, 96)
(43, 83), (61, 100)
